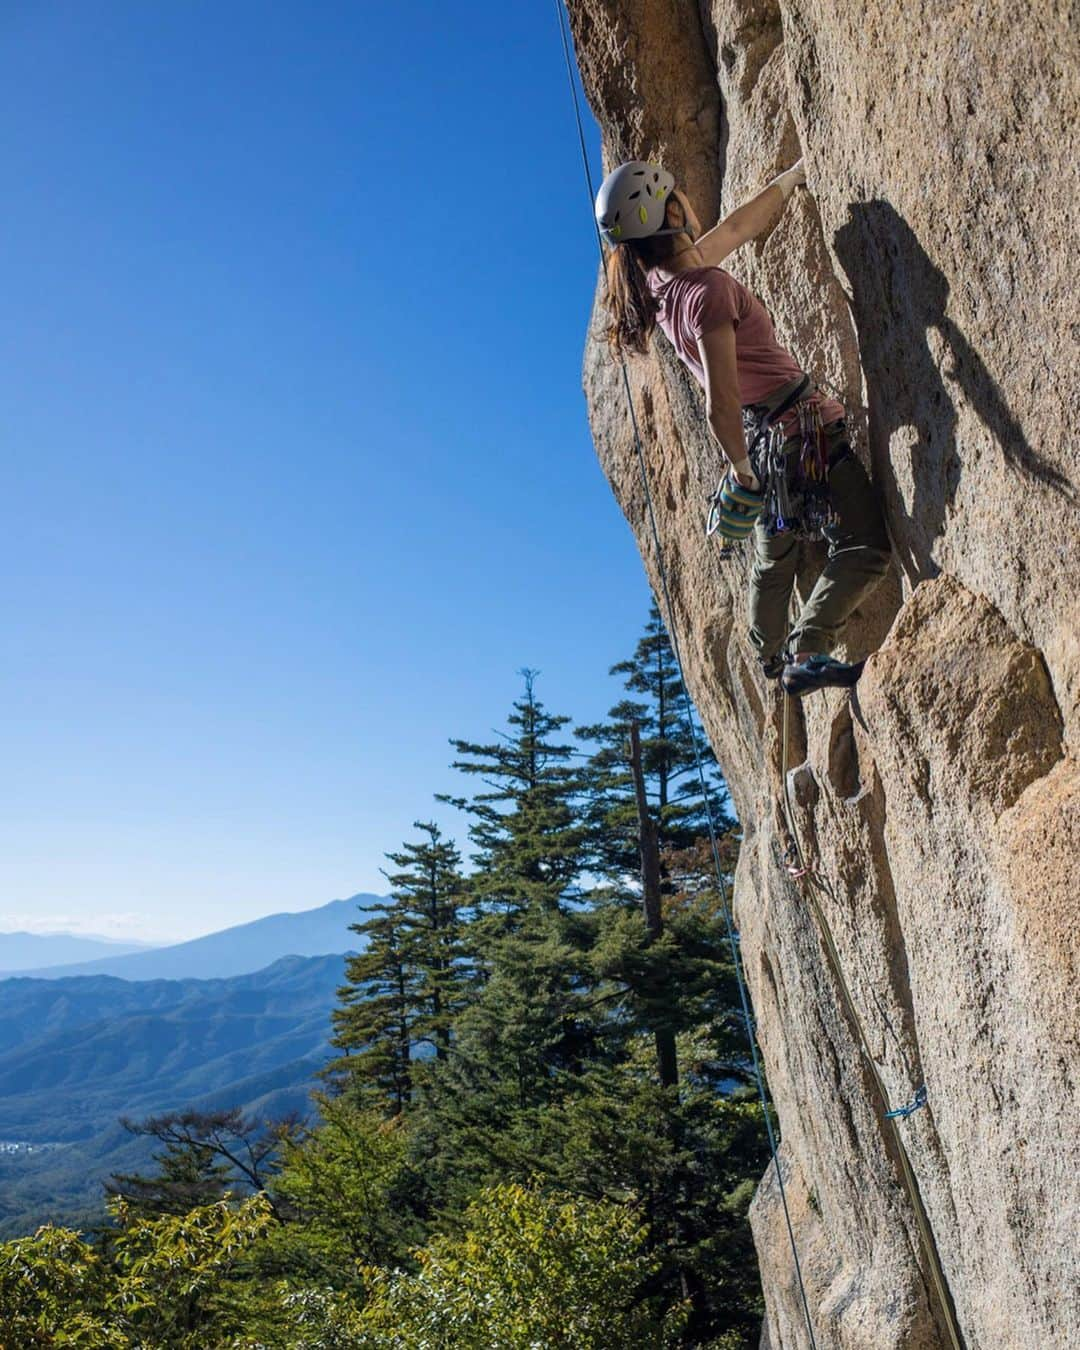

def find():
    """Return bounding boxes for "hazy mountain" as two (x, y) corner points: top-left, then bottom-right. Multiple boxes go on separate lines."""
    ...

(5, 893), (383, 982)
(0, 953), (355, 1237)
(0, 931), (157, 974)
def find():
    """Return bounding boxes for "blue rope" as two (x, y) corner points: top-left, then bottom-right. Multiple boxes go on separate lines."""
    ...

(552, 6), (819, 1347)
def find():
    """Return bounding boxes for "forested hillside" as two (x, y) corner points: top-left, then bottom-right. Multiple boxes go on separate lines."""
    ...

(0, 610), (771, 1347)
(0, 955), (348, 1238)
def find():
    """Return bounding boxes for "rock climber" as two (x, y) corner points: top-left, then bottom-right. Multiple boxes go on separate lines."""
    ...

(594, 159), (892, 697)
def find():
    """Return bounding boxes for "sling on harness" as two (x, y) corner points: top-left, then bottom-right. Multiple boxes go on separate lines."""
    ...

(707, 373), (851, 547)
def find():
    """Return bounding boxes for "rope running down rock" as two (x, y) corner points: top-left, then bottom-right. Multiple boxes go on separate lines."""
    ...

(780, 689), (963, 1350)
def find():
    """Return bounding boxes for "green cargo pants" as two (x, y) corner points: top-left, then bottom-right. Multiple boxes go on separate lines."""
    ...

(747, 418), (892, 663)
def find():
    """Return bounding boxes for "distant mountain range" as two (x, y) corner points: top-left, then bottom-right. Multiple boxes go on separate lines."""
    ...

(0, 932), (157, 973)
(2, 893), (384, 982)
(0, 952), (358, 1238)
(0, 892), (387, 1237)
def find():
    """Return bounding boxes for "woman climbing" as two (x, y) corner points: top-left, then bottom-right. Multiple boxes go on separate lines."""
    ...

(594, 160), (892, 697)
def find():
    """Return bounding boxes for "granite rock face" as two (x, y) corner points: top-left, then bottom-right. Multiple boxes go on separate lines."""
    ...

(566, 1), (1078, 1345)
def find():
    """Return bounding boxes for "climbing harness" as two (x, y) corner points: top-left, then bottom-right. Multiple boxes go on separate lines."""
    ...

(708, 373), (850, 560)
(554, 6), (963, 1346)
(748, 376), (836, 540)
(780, 693), (963, 1350)
(553, 6), (820, 1347)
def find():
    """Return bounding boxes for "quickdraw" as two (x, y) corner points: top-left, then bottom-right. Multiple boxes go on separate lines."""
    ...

(748, 393), (838, 541)
(885, 1084), (929, 1120)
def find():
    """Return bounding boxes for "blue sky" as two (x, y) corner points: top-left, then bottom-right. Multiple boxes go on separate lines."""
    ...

(1, 3), (663, 941)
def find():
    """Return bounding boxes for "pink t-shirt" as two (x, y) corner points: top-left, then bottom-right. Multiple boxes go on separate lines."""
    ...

(646, 264), (844, 439)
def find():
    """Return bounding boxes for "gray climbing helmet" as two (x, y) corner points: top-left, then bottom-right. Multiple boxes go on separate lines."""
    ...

(594, 161), (684, 248)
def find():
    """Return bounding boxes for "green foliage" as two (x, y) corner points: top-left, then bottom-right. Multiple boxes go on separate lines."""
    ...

(105, 1132), (234, 1219)
(104, 1108), (286, 1225)
(408, 904), (598, 1213)
(355, 1181), (686, 1348)
(250, 1284), (368, 1349)
(536, 1043), (768, 1344)
(0, 1194), (273, 1348)
(269, 1094), (420, 1271)
(0, 1223), (120, 1347)
(586, 843), (760, 1087)
(327, 899), (416, 1112)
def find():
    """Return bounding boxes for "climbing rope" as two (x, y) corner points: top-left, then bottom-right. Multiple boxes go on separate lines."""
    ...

(552, 5), (820, 1346)
(780, 694), (963, 1350)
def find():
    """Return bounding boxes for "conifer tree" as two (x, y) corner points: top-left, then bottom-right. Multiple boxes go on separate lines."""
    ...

(326, 823), (468, 1112)
(578, 602), (732, 877)
(573, 609), (743, 1081)
(538, 841), (771, 1344)
(106, 1134), (234, 1219)
(437, 668), (587, 930)
(327, 905), (417, 1115)
(383, 821), (469, 1064)
(104, 1109), (287, 1221)
(416, 671), (598, 1205)
(562, 611), (769, 1338)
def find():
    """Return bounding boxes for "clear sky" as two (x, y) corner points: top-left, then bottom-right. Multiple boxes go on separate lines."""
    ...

(1, 3), (666, 942)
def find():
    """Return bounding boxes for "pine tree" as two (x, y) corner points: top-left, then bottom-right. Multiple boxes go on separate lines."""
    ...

(383, 821), (469, 1064)
(577, 601), (732, 878)
(539, 840), (772, 1344)
(565, 610), (769, 1338)
(104, 1109), (287, 1220)
(415, 671), (598, 1206)
(326, 823), (469, 1112)
(326, 901), (417, 1113)
(106, 1134), (233, 1219)
(437, 668), (587, 930)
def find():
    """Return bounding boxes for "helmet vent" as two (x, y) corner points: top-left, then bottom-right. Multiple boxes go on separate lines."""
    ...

(628, 190), (640, 199)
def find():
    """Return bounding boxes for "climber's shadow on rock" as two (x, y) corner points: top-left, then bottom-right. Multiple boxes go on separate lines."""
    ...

(833, 201), (1073, 584)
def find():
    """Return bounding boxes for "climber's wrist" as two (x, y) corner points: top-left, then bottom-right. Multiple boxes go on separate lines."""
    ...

(729, 456), (759, 490)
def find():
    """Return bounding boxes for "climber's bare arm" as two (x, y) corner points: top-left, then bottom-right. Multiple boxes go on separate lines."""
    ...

(693, 161), (807, 266)
(692, 187), (784, 265)
(698, 321), (752, 480)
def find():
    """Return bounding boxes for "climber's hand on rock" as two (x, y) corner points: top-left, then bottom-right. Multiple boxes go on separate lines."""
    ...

(771, 158), (807, 201)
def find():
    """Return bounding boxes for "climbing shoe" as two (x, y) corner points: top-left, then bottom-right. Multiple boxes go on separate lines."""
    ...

(780, 653), (865, 697)
(759, 653), (785, 681)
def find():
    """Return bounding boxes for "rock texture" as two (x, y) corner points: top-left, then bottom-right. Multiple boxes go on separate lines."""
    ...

(566, 1), (1078, 1345)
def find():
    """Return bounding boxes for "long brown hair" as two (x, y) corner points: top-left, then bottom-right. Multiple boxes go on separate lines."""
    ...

(601, 228), (681, 362)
